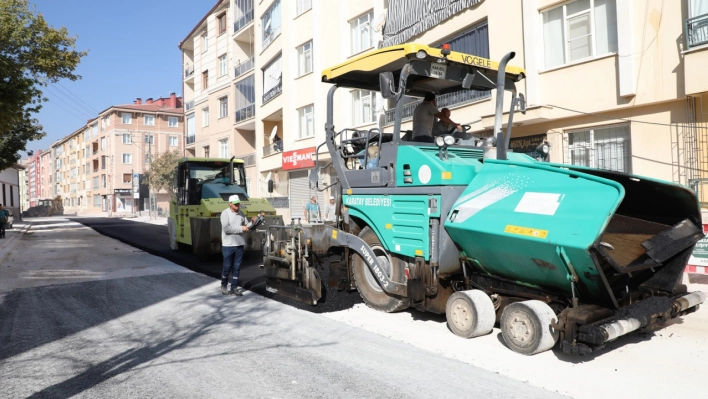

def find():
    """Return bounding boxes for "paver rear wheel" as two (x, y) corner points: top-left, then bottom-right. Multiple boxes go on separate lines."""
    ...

(352, 227), (409, 313)
(446, 290), (495, 338)
(501, 300), (559, 355)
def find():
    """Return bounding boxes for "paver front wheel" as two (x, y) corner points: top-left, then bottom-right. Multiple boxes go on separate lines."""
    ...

(446, 290), (495, 338)
(352, 227), (409, 313)
(500, 300), (559, 355)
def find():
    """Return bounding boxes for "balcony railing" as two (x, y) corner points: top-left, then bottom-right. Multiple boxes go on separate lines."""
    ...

(262, 80), (282, 105)
(261, 26), (281, 51)
(234, 58), (254, 78)
(234, 8), (254, 34)
(186, 135), (196, 145)
(185, 100), (195, 111)
(235, 104), (255, 123)
(236, 152), (256, 167)
(686, 13), (708, 49)
(384, 90), (492, 125)
(263, 140), (283, 157)
(185, 65), (194, 78)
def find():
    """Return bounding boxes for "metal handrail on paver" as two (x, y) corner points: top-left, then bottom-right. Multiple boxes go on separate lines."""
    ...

(384, 89), (491, 125)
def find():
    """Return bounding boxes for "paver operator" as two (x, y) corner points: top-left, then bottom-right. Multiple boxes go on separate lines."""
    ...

(220, 195), (257, 296)
(412, 92), (461, 143)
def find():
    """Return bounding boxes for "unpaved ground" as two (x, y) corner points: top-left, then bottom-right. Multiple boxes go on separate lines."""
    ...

(325, 280), (708, 399)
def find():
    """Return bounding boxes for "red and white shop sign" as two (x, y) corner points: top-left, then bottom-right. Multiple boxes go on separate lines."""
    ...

(282, 147), (316, 171)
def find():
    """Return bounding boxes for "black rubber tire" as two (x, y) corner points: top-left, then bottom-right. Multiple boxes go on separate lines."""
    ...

(352, 227), (409, 313)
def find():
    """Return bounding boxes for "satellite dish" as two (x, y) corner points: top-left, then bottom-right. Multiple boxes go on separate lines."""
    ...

(373, 12), (386, 32)
(265, 172), (272, 182)
(269, 125), (278, 141)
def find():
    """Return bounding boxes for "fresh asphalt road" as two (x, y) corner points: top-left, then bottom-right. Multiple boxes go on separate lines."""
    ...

(73, 217), (363, 313)
(0, 218), (568, 398)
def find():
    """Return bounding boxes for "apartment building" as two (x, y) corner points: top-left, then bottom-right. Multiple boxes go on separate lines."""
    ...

(182, 0), (708, 221)
(180, 0), (258, 195)
(39, 149), (52, 200)
(23, 150), (42, 207)
(19, 159), (28, 212)
(48, 94), (184, 215)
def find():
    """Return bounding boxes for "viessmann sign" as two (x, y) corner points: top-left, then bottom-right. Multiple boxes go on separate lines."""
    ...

(282, 147), (316, 171)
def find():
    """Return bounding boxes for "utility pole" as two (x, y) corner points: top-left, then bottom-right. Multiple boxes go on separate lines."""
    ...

(148, 134), (152, 220)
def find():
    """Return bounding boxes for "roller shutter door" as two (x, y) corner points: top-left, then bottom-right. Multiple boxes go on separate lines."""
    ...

(289, 170), (325, 221)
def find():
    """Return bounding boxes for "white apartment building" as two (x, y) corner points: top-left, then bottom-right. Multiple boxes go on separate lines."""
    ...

(182, 0), (708, 220)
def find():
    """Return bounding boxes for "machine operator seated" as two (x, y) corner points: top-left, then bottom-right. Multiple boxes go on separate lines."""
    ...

(411, 92), (461, 143)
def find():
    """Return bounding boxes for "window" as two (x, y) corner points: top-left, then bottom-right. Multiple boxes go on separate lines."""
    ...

(202, 107), (210, 127)
(123, 174), (132, 183)
(100, 137), (106, 151)
(263, 55), (282, 102)
(542, 0), (617, 69)
(187, 114), (195, 137)
(297, 41), (312, 77)
(122, 134), (132, 144)
(351, 90), (376, 125)
(101, 156), (106, 170)
(219, 138), (229, 158)
(91, 124), (97, 135)
(219, 96), (228, 118)
(168, 116), (179, 127)
(350, 11), (374, 55)
(235, 75), (256, 121)
(84, 129), (89, 142)
(145, 135), (154, 145)
(169, 136), (178, 147)
(145, 153), (150, 164)
(101, 174), (106, 188)
(202, 70), (209, 90)
(202, 32), (208, 52)
(262, 0), (282, 49)
(204, 146), (210, 158)
(122, 112), (132, 124)
(93, 194), (101, 206)
(218, 12), (227, 35)
(296, 0), (311, 16)
(122, 153), (132, 164)
(567, 124), (631, 173)
(298, 105), (314, 138)
(219, 54), (227, 77)
(144, 115), (155, 126)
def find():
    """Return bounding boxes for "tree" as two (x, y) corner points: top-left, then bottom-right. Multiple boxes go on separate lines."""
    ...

(143, 150), (182, 201)
(0, 0), (87, 169)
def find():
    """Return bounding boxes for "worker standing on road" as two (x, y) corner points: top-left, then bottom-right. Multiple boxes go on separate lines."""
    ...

(220, 195), (256, 296)
(304, 196), (321, 223)
(0, 204), (9, 239)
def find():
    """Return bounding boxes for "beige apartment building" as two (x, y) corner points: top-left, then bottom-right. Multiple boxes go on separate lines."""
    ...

(52, 95), (184, 215)
(182, 0), (708, 221)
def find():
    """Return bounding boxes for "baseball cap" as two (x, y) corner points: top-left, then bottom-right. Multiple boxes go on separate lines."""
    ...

(330, 196), (335, 200)
(228, 195), (241, 204)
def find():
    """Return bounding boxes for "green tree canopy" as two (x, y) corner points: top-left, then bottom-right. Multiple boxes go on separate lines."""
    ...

(143, 150), (182, 201)
(0, 0), (87, 169)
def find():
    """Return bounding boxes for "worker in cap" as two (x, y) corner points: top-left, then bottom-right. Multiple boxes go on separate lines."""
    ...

(325, 195), (337, 223)
(220, 194), (257, 296)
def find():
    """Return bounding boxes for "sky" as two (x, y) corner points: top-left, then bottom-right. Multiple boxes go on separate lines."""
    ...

(23, 0), (210, 156)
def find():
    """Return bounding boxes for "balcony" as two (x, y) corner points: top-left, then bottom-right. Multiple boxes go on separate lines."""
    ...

(235, 104), (255, 123)
(185, 65), (195, 80)
(185, 100), (194, 111)
(233, 8), (254, 36)
(384, 89), (491, 125)
(262, 80), (282, 105)
(234, 58), (254, 78)
(186, 135), (196, 145)
(263, 140), (283, 157)
(236, 152), (256, 167)
(686, 13), (708, 49)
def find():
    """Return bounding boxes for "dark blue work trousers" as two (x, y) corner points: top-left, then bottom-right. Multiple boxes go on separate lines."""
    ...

(221, 245), (244, 288)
